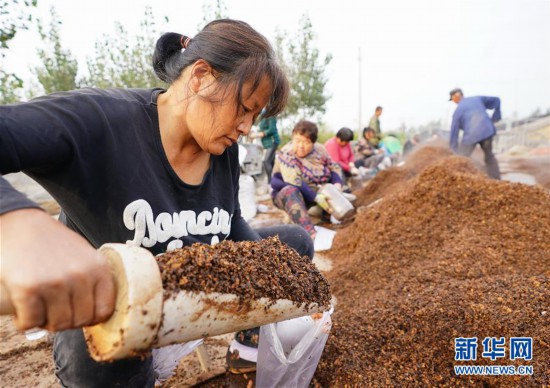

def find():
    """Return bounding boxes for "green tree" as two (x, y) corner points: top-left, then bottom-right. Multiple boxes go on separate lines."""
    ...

(275, 14), (332, 123)
(0, 70), (23, 103)
(0, 0), (37, 103)
(0, 0), (36, 49)
(33, 7), (78, 94)
(82, 7), (164, 89)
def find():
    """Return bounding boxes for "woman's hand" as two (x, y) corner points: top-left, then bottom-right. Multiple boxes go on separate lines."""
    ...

(314, 193), (332, 214)
(0, 208), (116, 331)
(333, 183), (343, 191)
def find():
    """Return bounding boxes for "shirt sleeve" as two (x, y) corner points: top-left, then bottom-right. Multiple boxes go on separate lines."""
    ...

(270, 173), (286, 192)
(271, 167), (317, 203)
(299, 181), (317, 203)
(330, 171), (343, 185)
(346, 143), (355, 163)
(229, 216), (261, 242)
(261, 117), (278, 137)
(449, 110), (461, 152)
(325, 139), (349, 172)
(482, 96), (501, 123)
(0, 176), (42, 214)
(1, 97), (76, 175)
(322, 146), (344, 178)
(0, 92), (101, 214)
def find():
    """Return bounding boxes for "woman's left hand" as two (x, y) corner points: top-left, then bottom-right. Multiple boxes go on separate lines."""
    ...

(334, 183), (342, 191)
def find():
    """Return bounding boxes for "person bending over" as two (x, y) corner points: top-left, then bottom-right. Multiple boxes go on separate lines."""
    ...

(0, 19), (313, 386)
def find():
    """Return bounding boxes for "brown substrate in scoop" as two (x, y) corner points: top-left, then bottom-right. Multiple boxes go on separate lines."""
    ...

(313, 155), (550, 386)
(156, 236), (331, 309)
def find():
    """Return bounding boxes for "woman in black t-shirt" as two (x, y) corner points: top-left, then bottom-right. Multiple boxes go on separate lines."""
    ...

(1, 19), (313, 386)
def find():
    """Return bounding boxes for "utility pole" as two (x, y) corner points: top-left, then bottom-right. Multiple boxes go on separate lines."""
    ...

(357, 47), (362, 140)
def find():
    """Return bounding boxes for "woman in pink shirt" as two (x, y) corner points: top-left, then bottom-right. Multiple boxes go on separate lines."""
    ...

(324, 127), (355, 177)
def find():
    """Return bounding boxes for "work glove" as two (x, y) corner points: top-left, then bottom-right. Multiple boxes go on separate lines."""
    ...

(314, 193), (332, 213)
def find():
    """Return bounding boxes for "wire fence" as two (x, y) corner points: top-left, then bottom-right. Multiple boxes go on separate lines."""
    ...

(493, 115), (550, 154)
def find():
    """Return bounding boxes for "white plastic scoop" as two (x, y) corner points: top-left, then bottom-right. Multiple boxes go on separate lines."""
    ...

(82, 243), (329, 361)
(0, 243), (329, 361)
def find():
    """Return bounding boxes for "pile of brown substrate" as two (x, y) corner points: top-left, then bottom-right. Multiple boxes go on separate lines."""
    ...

(353, 145), (484, 207)
(314, 155), (550, 386)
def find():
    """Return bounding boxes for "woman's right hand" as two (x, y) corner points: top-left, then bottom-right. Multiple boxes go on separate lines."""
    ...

(0, 208), (116, 331)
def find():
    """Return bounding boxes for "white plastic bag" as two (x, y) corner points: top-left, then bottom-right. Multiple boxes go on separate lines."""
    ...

(238, 174), (257, 221)
(153, 339), (203, 385)
(256, 310), (333, 388)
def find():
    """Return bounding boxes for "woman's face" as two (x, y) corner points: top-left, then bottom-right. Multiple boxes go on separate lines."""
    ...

(186, 73), (272, 155)
(292, 133), (314, 158)
(336, 138), (349, 147)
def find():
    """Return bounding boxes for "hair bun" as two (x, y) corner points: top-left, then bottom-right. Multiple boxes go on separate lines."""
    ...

(152, 32), (185, 83)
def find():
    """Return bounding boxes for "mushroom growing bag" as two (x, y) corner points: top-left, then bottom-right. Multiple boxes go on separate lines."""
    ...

(256, 310), (332, 388)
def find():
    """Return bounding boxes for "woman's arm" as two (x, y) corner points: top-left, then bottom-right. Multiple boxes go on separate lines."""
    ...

(272, 169), (317, 203)
(0, 91), (117, 330)
(228, 216), (261, 242)
(324, 138), (350, 172)
(1, 208), (115, 332)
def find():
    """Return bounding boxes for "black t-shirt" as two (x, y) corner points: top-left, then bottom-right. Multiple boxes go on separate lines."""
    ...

(0, 88), (258, 254)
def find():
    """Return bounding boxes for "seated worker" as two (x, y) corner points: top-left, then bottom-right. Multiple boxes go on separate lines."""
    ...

(403, 134), (421, 157)
(354, 127), (389, 171)
(271, 120), (344, 240)
(380, 134), (403, 165)
(324, 127), (358, 178)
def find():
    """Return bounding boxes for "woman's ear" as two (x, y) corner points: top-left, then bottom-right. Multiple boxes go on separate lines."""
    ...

(189, 59), (215, 94)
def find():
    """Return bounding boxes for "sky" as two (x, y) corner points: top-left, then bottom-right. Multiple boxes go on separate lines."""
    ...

(4, 0), (550, 132)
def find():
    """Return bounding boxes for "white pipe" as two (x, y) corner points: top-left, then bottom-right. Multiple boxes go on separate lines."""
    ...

(84, 244), (329, 361)
(154, 291), (326, 348)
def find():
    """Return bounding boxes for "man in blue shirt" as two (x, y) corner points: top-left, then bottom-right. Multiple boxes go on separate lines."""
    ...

(449, 88), (501, 179)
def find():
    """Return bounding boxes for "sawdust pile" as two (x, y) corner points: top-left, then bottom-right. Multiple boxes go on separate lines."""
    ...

(314, 155), (550, 386)
(353, 146), (481, 207)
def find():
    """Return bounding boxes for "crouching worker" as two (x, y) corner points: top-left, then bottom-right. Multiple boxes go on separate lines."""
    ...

(324, 127), (358, 178)
(354, 127), (390, 172)
(270, 120), (344, 240)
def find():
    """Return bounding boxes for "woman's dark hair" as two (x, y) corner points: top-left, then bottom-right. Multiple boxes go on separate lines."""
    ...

(362, 127), (375, 137)
(152, 19), (288, 118)
(292, 120), (318, 143)
(336, 127), (354, 142)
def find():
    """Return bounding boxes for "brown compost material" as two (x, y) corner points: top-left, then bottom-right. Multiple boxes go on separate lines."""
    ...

(353, 145), (482, 208)
(314, 155), (550, 386)
(156, 236), (331, 309)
